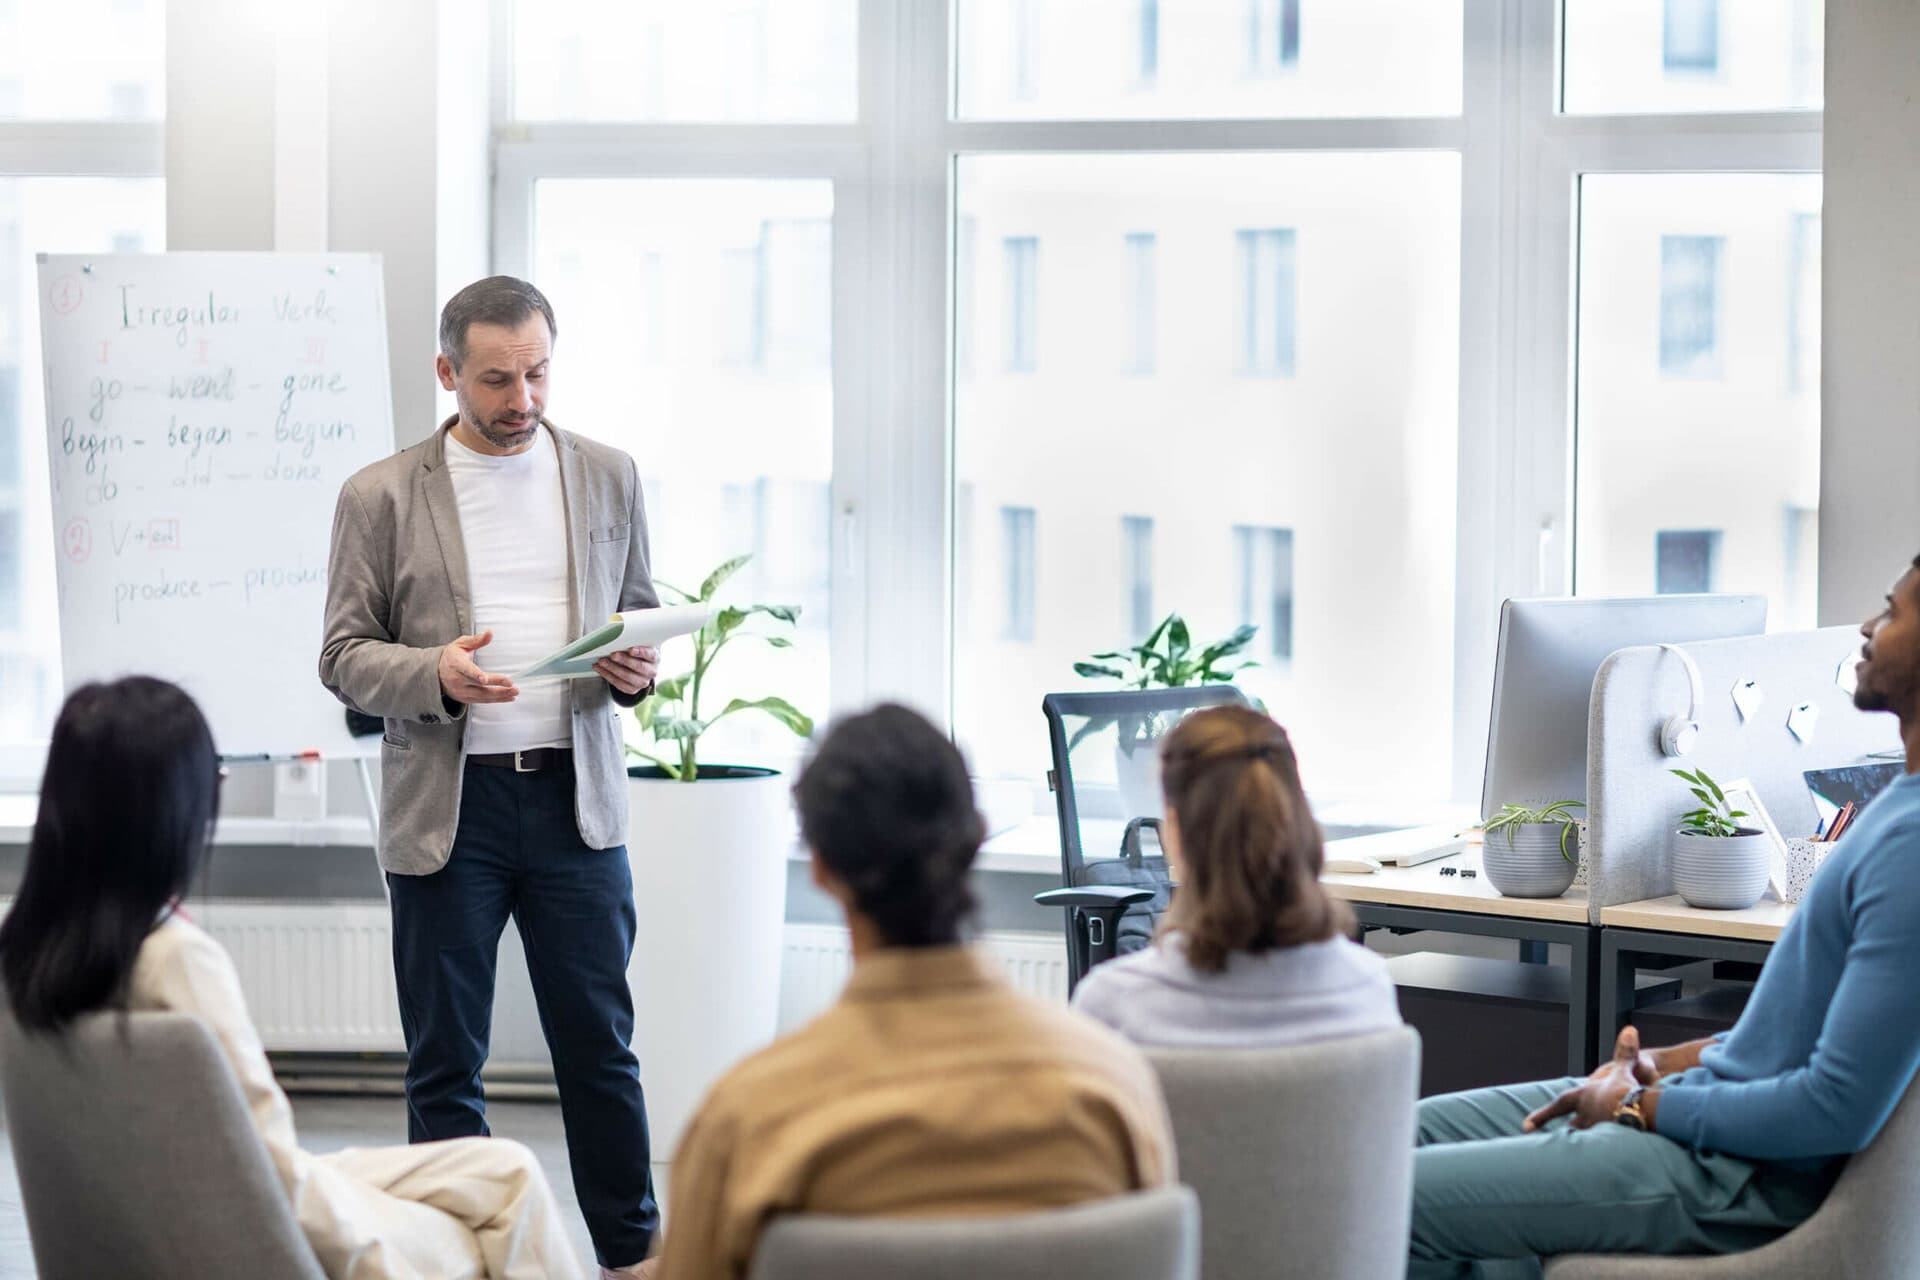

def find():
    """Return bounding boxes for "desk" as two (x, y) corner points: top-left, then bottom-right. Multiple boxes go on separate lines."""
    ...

(1595, 896), (1795, 1046)
(1325, 847), (1599, 1074)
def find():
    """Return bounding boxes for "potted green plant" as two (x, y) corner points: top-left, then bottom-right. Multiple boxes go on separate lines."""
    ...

(1668, 767), (1772, 910)
(1480, 800), (1584, 898)
(1072, 613), (1258, 816)
(622, 554), (813, 1157)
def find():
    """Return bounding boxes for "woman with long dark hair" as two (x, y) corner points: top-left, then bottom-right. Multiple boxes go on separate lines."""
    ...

(1071, 704), (1401, 1047)
(0, 678), (581, 1279)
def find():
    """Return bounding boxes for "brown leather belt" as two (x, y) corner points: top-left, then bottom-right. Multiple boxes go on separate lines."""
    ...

(467, 747), (572, 773)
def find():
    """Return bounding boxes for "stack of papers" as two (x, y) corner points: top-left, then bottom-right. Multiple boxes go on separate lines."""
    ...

(515, 606), (714, 682)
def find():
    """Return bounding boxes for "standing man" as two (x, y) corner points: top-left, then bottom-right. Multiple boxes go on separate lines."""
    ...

(320, 276), (660, 1277)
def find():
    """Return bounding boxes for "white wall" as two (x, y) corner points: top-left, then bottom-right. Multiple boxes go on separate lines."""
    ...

(1820, 0), (1920, 622)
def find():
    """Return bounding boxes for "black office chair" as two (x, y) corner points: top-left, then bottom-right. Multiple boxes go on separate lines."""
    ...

(1032, 685), (1249, 994)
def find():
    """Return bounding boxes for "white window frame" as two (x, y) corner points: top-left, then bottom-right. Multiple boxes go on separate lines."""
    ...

(487, 0), (1823, 808)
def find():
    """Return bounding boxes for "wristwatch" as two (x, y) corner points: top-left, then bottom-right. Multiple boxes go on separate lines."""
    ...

(1615, 1085), (1650, 1131)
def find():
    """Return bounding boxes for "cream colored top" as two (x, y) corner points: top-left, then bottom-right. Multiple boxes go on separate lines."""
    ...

(655, 945), (1177, 1280)
(129, 915), (479, 1278)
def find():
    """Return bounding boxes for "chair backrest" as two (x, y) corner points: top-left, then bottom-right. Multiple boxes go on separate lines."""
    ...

(1147, 1027), (1421, 1280)
(746, 1185), (1201, 1280)
(1792, 1064), (1920, 1276)
(0, 1009), (325, 1280)
(1041, 686), (1248, 987)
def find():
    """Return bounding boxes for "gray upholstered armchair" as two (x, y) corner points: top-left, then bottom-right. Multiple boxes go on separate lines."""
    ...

(0, 1010), (325, 1280)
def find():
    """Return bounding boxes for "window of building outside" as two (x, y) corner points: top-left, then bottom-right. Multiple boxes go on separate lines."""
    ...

(1122, 515), (1155, 642)
(1661, 0), (1719, 73)
(1235, 525), (1295, 663)
(1002, 506), (1036, 642)
(1248, 0), (1302, 73)
(1123, 232), (1156, 374)
(1656, 530), (1722, 594)
(1003, 236), (1039, 373)
(1136, 0), (1158, 83)
(1238, 228), (1297, 376)
(1658, 234), (1723, 377)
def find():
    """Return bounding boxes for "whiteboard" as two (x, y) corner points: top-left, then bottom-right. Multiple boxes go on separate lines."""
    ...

(37, 252), (395, 758)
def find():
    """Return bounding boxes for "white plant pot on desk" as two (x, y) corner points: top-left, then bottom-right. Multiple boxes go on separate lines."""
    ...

(1481, 824), (1579, 898)
(625, 764), (789, 1160)
(1670, 828), (1773, 911)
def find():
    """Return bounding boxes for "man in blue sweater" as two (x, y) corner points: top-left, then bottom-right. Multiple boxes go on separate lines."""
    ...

(1408, 556), (1920, 1278)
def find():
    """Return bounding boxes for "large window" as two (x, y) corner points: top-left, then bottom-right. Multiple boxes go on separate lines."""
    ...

(512, 0), (858, 122)
(955, 0), (1462, 119)
(1564, 0), (1824, 114)
(951, 151), (1460, 800)
(492, 1), (1820, 818)
(1, 5), (165, 751)
(530, 179), (833, 768)
(0, 0), (165, 120)
(1574, 174), (1821, 630)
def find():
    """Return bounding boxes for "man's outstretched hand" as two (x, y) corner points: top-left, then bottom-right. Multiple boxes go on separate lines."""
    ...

(439, 630), (520, 705)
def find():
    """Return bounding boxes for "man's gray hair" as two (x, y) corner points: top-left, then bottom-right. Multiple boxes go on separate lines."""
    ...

(438, 276), (557, 371)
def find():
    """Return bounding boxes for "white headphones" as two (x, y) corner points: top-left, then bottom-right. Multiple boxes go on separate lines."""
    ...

(1658, 643), (1705, 758)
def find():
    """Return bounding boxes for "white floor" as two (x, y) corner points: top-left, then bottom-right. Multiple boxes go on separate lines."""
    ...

(0, 1091), (665, 1277)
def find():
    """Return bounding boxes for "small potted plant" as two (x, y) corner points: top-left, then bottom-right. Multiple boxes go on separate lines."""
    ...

(622, 554), (812, 1157)
(1669, 767), (1772, 910)
(1480, 800), (1584, 898)
(1073, 613), (1258, 815)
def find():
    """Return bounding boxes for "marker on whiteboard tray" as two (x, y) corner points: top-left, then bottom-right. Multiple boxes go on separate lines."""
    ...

(299, 749), (322, 761)
(221, 753), (272, 764)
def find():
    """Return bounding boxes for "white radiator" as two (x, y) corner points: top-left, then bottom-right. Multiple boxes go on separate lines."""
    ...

(777, 924), (1070, 1029)
(181, 906), (1069, 1051)
(200, 901), (407, 1052)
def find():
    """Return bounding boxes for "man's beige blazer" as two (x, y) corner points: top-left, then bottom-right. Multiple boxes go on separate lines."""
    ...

(319, 419), (656, 875)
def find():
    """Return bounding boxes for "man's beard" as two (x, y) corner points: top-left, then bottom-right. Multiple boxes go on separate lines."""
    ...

(460, 395), (537, 451)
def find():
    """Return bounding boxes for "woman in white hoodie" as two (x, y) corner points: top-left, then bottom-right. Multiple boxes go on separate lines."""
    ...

(0, 677), (583, 1279)
(1072, 704), (1401, 1048)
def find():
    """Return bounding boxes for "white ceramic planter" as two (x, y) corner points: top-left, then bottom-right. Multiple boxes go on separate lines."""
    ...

(1481, 824), (1580, 898)
(625, 765), (790, 1159)
(1670, 828), (1773, 910)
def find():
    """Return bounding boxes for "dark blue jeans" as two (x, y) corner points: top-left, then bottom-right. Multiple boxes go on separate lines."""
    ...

(387, 757), (659, 1267)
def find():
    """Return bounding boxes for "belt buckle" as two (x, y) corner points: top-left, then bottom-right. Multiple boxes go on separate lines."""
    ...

(513, 749), (536, 773)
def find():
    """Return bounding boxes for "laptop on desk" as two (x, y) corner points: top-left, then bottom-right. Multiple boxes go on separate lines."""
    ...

(1331, 826), (1470, 868)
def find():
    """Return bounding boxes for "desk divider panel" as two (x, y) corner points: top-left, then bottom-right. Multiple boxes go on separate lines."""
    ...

(1584, 627), (1898, 924)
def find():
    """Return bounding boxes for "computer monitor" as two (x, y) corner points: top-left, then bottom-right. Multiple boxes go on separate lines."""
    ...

(1480, 595), (1768, 821)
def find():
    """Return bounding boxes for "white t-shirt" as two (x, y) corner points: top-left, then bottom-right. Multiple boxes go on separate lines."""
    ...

(442, 427), (572, 755)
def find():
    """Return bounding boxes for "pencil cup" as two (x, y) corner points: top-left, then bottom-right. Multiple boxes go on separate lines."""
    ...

(1783, 838), (1832, 905)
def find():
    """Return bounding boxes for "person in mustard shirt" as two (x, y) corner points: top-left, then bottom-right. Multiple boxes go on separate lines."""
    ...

(646, 702), (1176, 1280)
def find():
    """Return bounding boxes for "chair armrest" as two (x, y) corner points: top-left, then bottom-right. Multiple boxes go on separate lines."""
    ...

(1033, 886), (1156, 910)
